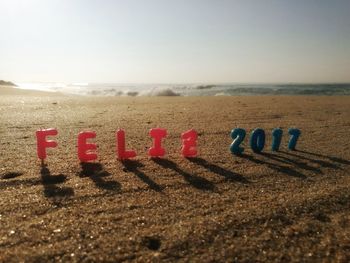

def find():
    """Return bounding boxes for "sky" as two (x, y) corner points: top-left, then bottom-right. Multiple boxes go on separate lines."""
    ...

(0, 0), (350, 83)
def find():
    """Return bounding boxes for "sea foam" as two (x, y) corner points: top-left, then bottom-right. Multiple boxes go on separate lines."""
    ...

(14, 83), (350, 96)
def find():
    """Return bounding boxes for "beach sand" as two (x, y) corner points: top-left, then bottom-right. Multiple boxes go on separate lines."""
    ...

(1, 86), (349, 262)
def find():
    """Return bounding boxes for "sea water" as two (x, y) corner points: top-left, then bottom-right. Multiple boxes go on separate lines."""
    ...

(14, 82), (350, 96)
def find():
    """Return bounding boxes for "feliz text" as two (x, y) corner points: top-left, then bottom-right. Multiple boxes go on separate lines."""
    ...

(36, 127), (300, 162)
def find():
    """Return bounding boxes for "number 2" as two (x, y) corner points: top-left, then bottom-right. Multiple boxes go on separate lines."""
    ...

(230, 128), (246, 155)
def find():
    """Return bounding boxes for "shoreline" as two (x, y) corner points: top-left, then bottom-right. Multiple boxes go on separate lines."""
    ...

(4, 83), (350, 97)
(0, 85), (63, 96)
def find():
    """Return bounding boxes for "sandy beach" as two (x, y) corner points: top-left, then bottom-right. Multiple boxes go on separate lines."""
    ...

(0, 87), (349, 262)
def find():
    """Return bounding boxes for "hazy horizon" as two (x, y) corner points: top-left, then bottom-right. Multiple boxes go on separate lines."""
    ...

(1, 0), (350, 83)
(13, 80), (350, 85)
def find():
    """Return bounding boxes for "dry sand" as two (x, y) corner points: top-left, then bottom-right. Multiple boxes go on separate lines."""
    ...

(0, 86), (349, 262)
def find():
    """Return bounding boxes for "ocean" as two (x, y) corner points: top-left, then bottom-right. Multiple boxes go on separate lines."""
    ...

(14, 82), (350, 97)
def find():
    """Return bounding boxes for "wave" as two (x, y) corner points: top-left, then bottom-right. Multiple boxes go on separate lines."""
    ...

(196, 85), (215, 90)
(144, 88), (180, 96)
(14, 82), (350, 96)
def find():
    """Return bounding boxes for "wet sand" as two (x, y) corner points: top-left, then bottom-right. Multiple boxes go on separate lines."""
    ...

(0, 87), (349, 262)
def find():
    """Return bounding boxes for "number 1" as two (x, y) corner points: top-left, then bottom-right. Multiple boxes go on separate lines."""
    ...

(271, 128), (283, 151)
(288, 128), (301, 150)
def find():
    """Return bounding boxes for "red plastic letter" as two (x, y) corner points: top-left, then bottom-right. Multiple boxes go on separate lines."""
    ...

(36, 128), (58, 160)
(181, 129), (198, 157)
(116, 129), (136, 160)
(78, 131), (97, 162)
(148, 128), (167, 157)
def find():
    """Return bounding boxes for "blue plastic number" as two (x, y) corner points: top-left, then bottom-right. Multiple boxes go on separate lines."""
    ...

(230, 128), (246, 155)
(288, 128), (301, 150)
(271, 128), (283, 151)
(250, 128), (265, 153)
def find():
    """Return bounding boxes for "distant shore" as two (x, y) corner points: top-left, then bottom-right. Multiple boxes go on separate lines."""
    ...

(0, 80), (16, 86)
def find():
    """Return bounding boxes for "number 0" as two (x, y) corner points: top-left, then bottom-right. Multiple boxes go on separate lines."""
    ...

(250, 128), (265, 153)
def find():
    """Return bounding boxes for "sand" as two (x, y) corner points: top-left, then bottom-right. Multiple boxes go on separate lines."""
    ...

(0, 87), (349, 262)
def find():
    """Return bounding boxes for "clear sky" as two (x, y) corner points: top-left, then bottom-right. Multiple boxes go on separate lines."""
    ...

(1, 0), (349, 83)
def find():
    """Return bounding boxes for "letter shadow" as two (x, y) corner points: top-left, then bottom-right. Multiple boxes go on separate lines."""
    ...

(40, 164), (74, 200)
(187, 157), (250, 184)
(1, 172), (23, 179)
(281, 151), (328, 169)
(283, 150), (349, 168)
(79, 162), (121, 192)
(152, 158), (216, 191)
(297, 150), (350, 165)
(0, 172), (41, 190)
(239, 154), (307, 179)
(121, 160), (163, 192)
(261, 152), (323, 174)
